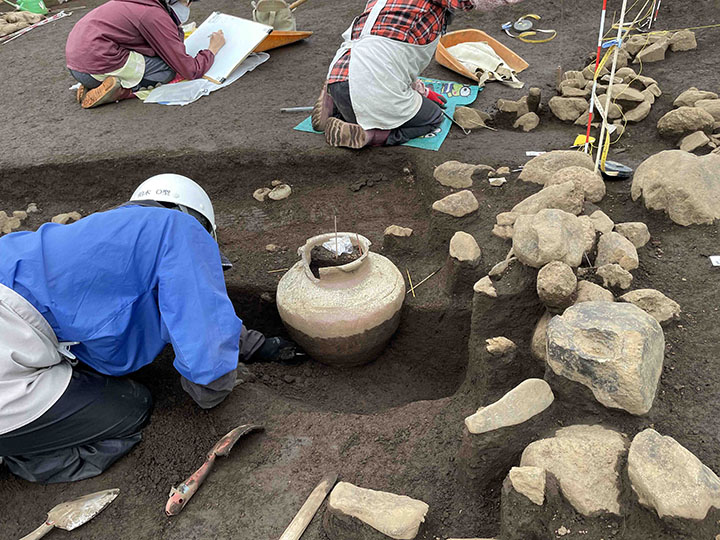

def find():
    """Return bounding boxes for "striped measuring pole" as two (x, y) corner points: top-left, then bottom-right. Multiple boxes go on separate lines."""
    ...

(583, 0), (609, 154)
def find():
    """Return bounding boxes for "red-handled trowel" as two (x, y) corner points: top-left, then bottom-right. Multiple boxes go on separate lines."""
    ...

(19, 489), (119, 540)
(165, 424), (263, 516)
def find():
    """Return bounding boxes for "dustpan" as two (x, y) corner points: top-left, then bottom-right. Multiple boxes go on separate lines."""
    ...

(253, 30), (312, 52)
(436, 29), (528, 82)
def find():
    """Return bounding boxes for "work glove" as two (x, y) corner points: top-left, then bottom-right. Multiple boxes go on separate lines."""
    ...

(426, 89), (447, 109)
(251, 337), (304, 364)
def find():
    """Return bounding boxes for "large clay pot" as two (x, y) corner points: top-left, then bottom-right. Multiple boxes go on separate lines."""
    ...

(276, 233), (405, 366)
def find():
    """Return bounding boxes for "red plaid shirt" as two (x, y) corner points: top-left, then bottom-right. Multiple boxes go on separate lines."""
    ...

(327, 0), (477, 84)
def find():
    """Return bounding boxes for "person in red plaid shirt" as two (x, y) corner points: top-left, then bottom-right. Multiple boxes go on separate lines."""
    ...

(312, 0), (524, 149)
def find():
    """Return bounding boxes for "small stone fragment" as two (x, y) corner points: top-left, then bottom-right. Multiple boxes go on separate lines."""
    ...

(549, 97), (588, 122)
(547, 302), (664, 414)
(679, 131), (710, 152)
(473, 276), (497, 298)
(271, 179), (283, 187)
(51, 212), (82, 225)
(432, 190), (479, 218)
(668, 29), (697, 52)
(595, 231), (639, 271)
(495, 166), (511, 176)
(0, 211), (22, 234)
(589, 210), (614, 235)
(673, 87), (718, 108)
(545, 166), (605, 203)
(619, 289), (680, 324)
(597, 263), (633, 290)
(324, 482), (429, 540)
(575, 280), (614, 304)
(384, 225), (413, 237)
(253, 187), (272, 201)
(537, 261), (577, 309)
(265, 243), (282, 252)
(26, 203), (39, 214)
(268, 184), (292, 201)
(465, 378), (554, 435)
(449, 231), (481, 265)
(508, 466), (546, 506)
(628, 428), (720, 520)
(489, 177), (507, 187)
(614, 222), (650, 248)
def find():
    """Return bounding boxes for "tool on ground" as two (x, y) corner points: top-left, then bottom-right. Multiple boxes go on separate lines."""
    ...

(19, 489), (119, 540)
(599, 160), (633, 181)
(165, 424), (263, 516)
(281, 106), (313, 113)
(1, 10), (70, 44)
(502, 14), (556, 43)
(278, 473), (338, 540)
(2, 0), (47, 14)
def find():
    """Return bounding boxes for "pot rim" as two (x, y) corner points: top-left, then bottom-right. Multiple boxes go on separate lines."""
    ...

(298, 232), (372, 282)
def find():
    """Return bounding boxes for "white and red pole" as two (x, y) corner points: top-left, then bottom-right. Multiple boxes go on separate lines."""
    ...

(583, 0), (609, 154)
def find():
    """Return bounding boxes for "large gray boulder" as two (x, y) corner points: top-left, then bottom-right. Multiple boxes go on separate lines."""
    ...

(520, 425), (628, 516)
(324, 482), (429, 540)
(546, 302), (665, 415)
(519, 151), (595, 185)
(657, 106), (715, 138)
(628, 429), (720, 520)
(632, 150), (720, 226)
(512, 209), (587, 268)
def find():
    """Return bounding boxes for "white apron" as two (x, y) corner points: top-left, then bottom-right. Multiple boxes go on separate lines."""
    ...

(327, 0), (440, 130)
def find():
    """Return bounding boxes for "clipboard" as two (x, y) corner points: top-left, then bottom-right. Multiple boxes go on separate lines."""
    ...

(184, 12), (273, 84)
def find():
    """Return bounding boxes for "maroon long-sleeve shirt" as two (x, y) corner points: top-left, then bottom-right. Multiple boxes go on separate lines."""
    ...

(66, 0), (214, 80)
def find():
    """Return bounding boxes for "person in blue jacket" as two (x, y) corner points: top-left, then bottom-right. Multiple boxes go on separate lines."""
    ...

(0, 174), (296, 483)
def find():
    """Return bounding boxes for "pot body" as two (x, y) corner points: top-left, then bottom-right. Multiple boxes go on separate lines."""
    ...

(276, 233), (405, 366)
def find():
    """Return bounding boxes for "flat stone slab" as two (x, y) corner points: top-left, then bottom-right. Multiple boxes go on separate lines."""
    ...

(628, 428), (720, 520)
(324, 482), (429, 540)
(465, 378), (554, 435)
(521, 425), (628, 516)
(432, 190), (479, 218)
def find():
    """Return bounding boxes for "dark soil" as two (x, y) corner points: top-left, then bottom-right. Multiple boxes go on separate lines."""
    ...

(309, 243), (363, 277)
(1, 0), (720, 538)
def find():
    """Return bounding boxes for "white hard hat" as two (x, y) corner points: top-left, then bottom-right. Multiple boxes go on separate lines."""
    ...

(131, 174), (216, 236)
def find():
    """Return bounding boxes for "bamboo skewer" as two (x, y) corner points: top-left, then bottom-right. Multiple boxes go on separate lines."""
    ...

(405, 267), (441, 295)
(406, 268), (416, 298)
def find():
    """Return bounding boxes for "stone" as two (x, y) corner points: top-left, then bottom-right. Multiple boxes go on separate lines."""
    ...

(51, 211), (82, 225)
(589, 210), (614, 235)
(265, 243), (282, 252)
(597, 263), (633, 290)
(537, 261), (577, 309)
(511, 181), (584, 218)
(496, 166), (511, 176)
(634, 38), (669, 63)
(527, 87), (541, 113)
(434, 161), (478, 189)
(614, 222), (650, 248)
(562, 70), (585, 84)
(582, 63), (609, 80)
(519, 150), (595, 185)
(545, 166), (605, 203)
(432, 190), (479, 218)
(575, 280), (613, 304)
(324, 482), (429, 540)
(623, 34), (654, 56)
(13, 210), (27, 221)
(465, 378), (554, 435)
(679, 131), (710, 152)
(454, 107), (492, 129)
(513, 112), (540, 132)
(520, 425), (628, 516)
(673, 87), (718, 108)
(271, 179), (283, 187)
(657, 107), (715, 138)
(531, 311), (552, 363)
(513, 210), (586, 268)
(645, 83), (662, 97)
(473, 276), (497, 298)
(624, 100), (652, 123)
(0, 211), (22, 235)
(669, 29), (697, 52)
(489, 177), (507, 187)
(449, 231), (481, 265)
(619, 289), (680, 324)
(486, 336), (516, 356)
(577, 215), (596, 254)
(497, 97), (522, 114)
(607, 84), (646, 103)
(508, 467), (546, 506)
(628, 429), (720, 520)
(595, 231), (639, 271)
(549, 97), (588, 122)
(641, 88), (656, 105)
(384, 225), (413, 238)
(547, 302), (664, 415)
(632, 151), (720, 226)
(26, 203), (39, 213)
(268, 184), (292, 201)
(695, 99), (720, 123)
(253, 187), (271, 201)
(560, 86), (590, 98)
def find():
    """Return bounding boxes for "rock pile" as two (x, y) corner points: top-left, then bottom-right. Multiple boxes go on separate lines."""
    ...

(497, 87), (542, 132)
(253, 181), (292, 202)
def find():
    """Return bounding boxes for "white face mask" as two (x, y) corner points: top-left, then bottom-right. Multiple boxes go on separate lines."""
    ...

(170, 1), (190, 24)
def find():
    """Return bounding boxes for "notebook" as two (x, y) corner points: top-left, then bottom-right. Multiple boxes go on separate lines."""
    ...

(184, 12), (273, 84)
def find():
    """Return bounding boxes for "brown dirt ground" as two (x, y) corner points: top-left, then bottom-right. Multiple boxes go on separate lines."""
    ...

(1, 0), (720, 538)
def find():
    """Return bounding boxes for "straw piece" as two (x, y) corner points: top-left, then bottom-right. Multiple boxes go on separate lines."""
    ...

(406, 268), (416, 298)
(405, 267), (441, 295)
(268, 267), (290, 274)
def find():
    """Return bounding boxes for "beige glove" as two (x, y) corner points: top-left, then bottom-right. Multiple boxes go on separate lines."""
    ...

(251, 0), (296, 31)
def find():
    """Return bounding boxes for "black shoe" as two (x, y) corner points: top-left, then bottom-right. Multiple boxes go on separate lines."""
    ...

(250, 337), (304, 364)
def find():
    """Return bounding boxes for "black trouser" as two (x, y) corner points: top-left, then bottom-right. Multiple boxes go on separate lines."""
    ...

(0, 368), (152, 483)
(327, 80), (444, 146)
(68, 54), (176, 92)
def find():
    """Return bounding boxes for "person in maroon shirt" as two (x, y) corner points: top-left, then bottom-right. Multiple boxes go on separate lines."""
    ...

(66, 0), (225, 108)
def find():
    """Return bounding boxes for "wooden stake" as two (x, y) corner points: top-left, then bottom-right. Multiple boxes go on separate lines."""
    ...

(278, 473), (338, 540)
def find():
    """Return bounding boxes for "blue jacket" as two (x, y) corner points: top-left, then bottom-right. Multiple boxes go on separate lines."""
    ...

(0, 205), (242, 385)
